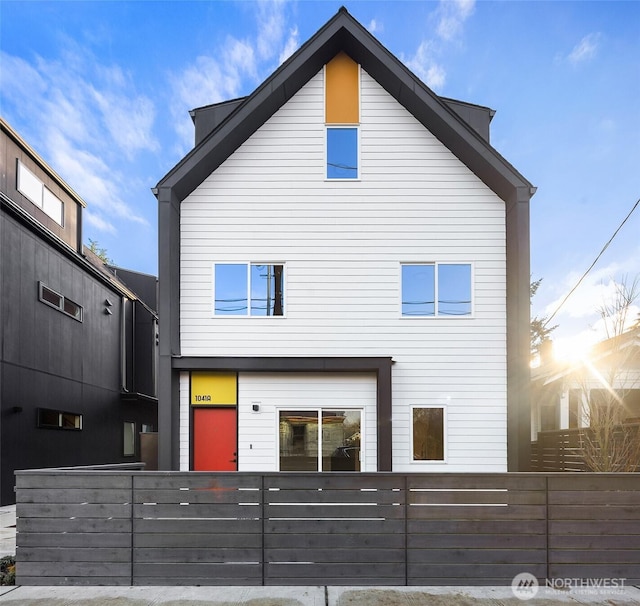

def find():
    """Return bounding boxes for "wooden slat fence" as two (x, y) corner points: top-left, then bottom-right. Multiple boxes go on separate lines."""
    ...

(532, 424), (640, 472)
(14, 470), (640, 586)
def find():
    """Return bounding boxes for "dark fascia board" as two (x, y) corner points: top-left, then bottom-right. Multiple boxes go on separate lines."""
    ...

(155, 8), (534, 204)
(172, 356), (393, 373)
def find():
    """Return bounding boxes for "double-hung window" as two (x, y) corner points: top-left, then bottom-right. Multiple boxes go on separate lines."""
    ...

(214, 263), (284, 316)
(401, 263), (472, 317)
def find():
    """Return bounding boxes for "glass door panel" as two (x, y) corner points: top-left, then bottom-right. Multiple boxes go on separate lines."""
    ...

(322, 410), (361, 471)
(279, 411), (319, 471)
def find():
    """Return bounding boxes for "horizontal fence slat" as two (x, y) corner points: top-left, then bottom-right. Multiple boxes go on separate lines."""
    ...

(407, 504), (547, 520)
(19, 547), (130, 563)
(17, 488), (132, 504)
(18, 533), (131, 548)
(408, 548), (546, 565)
(408, 533), (547, 549)
(18, 503), (131, 518)
(17, 517), (132, 533)
(265, 532), (404, 549)
(134, 548), (262, 563)
(133, 518), (262, 534)
(134, 533), (262, 549)
(549, 505), (640, 520)
(266, 548), (405, 563)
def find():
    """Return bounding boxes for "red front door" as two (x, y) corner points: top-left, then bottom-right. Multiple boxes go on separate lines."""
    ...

(193, 408), (237, 471)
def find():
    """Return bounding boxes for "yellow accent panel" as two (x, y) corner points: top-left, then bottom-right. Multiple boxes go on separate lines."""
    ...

(191, 372), (237, 406)
(325, 52), (359, 124)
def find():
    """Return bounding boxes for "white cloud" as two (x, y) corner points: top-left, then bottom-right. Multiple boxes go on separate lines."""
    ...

(404, 41), (447, 91)
(169, 1), (297, 151)
(367, 19), (382, 35)
(435, 0), (475, 42)
(402, 0), (475, 92)
(0, 45), (156, 234)
(568, 33), (602, 65)
(45, 130), (147, 225)
(84, 211), (117, 235)
(256, 0), (288, 61)
(279, 26), (299, 64)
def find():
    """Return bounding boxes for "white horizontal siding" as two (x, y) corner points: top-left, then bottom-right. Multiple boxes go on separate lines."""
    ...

(237, 373), (377, 472)
(179, 68), (507, 472)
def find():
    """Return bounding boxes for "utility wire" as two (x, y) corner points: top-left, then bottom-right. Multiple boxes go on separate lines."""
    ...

(543, 197), (640, 327)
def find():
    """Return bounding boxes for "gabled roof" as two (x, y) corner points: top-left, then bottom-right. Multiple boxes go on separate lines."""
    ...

(155, 7), (534, 204)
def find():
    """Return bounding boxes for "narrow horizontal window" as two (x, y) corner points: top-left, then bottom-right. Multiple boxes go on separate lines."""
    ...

(402, 263), (472, 317)
(38, 408), (82, 430)
(412, 407), (445, 461)
(327, 127), (358, 179)
(39, 282), (83, 322)
(214, 263), (284, 316)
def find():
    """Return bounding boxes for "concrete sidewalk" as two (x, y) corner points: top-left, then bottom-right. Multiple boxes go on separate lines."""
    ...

(1, 585), (640, 605)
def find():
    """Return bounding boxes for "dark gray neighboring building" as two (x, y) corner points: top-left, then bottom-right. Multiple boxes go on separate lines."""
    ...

(0, 118), (158, 505)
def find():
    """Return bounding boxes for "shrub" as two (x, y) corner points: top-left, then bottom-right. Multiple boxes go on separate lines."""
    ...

(0, 556), (15, 585)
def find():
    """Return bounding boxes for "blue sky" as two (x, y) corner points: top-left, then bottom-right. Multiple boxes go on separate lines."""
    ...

(1, 0), (639, 354)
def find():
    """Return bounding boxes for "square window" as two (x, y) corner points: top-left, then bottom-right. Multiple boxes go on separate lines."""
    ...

(327, 127), (358, 179)
(402, 263), (472, 317)
(412, 407), (445, 461)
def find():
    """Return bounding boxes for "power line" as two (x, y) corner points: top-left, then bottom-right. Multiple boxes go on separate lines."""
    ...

(544, 197), (640, 327)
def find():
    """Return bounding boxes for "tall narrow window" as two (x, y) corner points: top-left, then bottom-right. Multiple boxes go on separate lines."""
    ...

(412, 407), (445, 461)
(214, 264), (247, 315)
(325, 52), (360, 180)
(326, 128), (358, 179)
(123, 422), (136, 456)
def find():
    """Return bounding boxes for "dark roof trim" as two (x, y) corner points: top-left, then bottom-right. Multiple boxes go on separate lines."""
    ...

(156, 8), (533, 204)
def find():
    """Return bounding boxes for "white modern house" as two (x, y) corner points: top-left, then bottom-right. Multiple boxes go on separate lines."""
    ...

(154, 8), (534, 474)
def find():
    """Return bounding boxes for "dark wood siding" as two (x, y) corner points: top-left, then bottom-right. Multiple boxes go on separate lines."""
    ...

(1, 211), (157, 505)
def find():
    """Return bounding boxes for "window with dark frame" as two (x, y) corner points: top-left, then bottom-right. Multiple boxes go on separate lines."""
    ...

(38, 282), (83, 322)
(37, 408), (82, 430)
